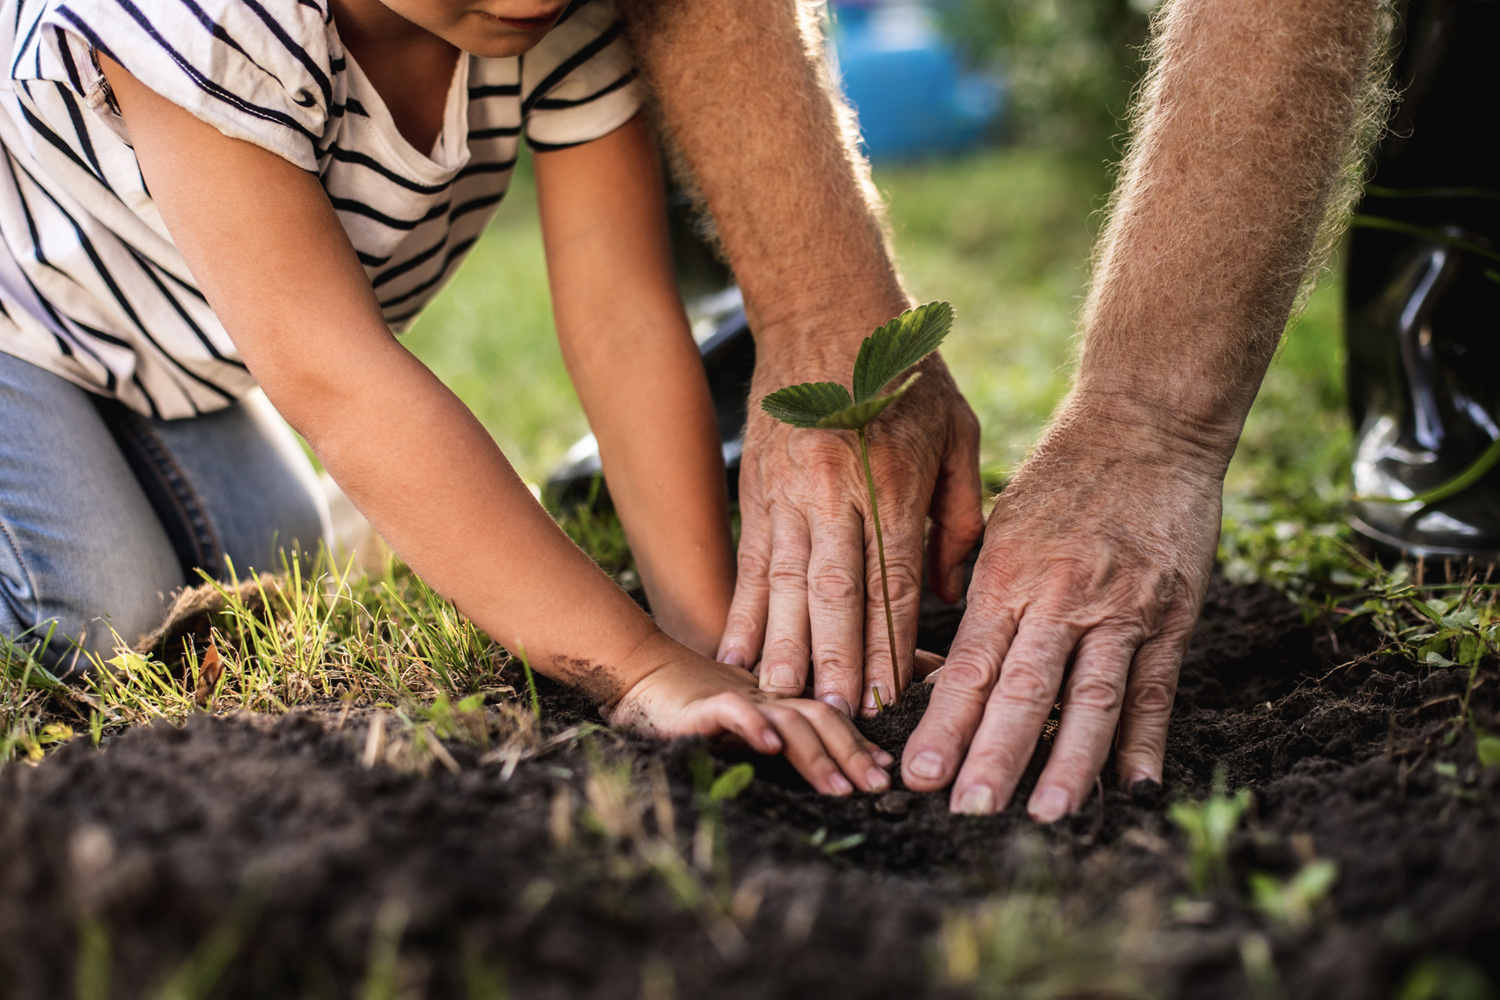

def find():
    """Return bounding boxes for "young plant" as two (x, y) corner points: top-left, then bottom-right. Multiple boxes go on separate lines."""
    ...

(759, 301), (955, 691)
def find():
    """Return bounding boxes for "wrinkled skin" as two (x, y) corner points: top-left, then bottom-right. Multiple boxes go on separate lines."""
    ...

(717, 352), (985, 719)
(902, 407), (1225, 820)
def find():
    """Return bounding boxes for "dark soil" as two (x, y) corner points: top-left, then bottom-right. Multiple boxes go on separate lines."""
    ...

(2, 576), (1498, 999)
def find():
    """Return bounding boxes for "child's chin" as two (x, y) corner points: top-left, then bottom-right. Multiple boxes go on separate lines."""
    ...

(454, 24), (550, 59)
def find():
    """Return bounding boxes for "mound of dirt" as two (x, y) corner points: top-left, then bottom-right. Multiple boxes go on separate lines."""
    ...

(0, 578), (1496, 999)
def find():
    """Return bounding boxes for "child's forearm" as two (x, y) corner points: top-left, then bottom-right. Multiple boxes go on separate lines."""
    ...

(299, 340), (672, 701)
(537, 118), (735, 656)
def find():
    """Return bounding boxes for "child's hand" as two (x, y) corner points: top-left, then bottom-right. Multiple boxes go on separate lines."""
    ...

(608, 653), (896, 796)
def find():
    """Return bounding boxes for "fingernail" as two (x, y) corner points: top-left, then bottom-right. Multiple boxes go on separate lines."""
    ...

(866, 767), (891, 791)
(761, 731), (782, 753)
(1029, 785), (1071, 824)
(956, 784), (995, 815)
(1126, 768), (1158, 788)
(907, 750), (944, 780)
(721, 649), (747, 669)
(819, 693), (852, 717)
(873, 749), (895, 768)
(862, 685), (889, 712)
(768, 666), (799, 691)
(829, 773), (853, 795)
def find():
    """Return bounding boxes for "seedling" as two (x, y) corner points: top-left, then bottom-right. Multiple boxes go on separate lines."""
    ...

(760, 301), (954, 689)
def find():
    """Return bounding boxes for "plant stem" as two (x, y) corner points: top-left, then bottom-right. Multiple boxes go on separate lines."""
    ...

(858, 428), (898, 689)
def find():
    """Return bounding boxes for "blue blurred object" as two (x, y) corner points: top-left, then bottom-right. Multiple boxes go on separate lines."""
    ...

(829, 0), (1005, 161)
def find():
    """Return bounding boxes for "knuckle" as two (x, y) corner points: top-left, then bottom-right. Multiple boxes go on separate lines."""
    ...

(934, 657), (994, 694)
(872, 560), (922, 608)
(995, 661), (1056, 709)
(1066, 671), (1127, 715)
(808, 564), (862, 605)
(767, 557), (807, 590)
(1126, 673), (1178, 718)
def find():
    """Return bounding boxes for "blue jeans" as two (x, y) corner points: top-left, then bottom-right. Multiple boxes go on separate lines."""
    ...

(0, 352), (331, 675)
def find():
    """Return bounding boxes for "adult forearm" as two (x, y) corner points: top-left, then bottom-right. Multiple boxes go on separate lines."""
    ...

(1075, 0), (1387, 461)
(618, 0), (907, 362)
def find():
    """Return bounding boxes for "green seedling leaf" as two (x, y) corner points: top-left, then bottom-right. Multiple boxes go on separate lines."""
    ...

(812, 372), (921, 430)
(709, 762), (754, 802)
(760, 381), (854, 428)
(852, 300), (954, 403)
(1476, 734), (1500, 769)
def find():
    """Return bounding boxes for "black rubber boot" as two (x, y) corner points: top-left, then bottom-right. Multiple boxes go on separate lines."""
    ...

(1344, 0), (1500, 561)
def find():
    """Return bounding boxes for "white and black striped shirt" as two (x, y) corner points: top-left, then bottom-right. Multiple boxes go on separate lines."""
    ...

(0, 0), (640, 418)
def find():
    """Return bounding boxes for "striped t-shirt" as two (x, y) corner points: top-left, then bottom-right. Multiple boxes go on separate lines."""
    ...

(0, 0), (640, 418)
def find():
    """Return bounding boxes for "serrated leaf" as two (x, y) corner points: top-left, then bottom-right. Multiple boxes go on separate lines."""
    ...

(814, 372), (921, 430)
(709, 762), (754, 801)
(851, 300), (954, 404)
(760, 381), (854, 428)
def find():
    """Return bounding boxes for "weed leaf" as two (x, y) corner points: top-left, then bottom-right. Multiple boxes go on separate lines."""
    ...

(760, 382), (854, 428)
(852, 300), (953, 404)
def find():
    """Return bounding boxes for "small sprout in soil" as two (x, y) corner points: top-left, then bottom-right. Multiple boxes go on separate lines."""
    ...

(709, 762), (754, 802)
(1249, 858), (1338, 931)
(1168, 769), (1252, 894)
(760, 300), (954, 689)
(1477, 733), (1500, 769)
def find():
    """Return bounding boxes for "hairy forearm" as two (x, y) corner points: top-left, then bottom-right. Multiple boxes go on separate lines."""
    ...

(618, 0), (907, 365)
(1075, 0), (1387, 461)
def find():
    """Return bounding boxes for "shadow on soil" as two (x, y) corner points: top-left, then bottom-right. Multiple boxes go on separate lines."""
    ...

(1, 577), (1497, 999)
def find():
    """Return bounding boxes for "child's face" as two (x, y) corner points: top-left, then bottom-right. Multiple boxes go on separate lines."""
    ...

(375, 0), (570, 57)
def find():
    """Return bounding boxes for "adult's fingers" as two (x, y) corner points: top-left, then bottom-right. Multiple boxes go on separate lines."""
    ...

(901, 607), (1016, 791)
(858, 501), (924, 716)
(758, 509), (814, 695)
(949, 614), (1082, 814)
(1114, 631), (1184, 787)
(804, 500), (866, 717)
(926, 401), (985, 604)
(718, 500), (772, 671)
(1026, 631), (1136, 823)
(915, 649), (946, 681)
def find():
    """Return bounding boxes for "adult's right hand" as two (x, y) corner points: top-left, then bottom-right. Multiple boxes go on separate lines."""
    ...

(717, 347), (985, 719)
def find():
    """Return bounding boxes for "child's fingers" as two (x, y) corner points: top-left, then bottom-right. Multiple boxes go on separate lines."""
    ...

(758, 703), (855, 795)
(781, 700), (892, 793)
(689, 692), (784, 755)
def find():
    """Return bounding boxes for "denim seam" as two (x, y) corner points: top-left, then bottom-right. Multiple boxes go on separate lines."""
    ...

(116, 412), (223, 577)
(0, 515), (41, 631)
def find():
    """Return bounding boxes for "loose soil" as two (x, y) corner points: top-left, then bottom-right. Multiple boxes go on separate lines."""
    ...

(1, 576), (1497, 999)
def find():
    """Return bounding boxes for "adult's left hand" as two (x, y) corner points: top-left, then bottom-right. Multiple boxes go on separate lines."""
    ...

(901, 403), (1226, 820)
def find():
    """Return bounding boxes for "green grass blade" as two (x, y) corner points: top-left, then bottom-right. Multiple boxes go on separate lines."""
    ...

(760, 382), (854, 428)
(851, 300), (953, 404)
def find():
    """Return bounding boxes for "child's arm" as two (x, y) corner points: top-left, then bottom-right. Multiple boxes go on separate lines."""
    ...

(102, 59), (892, 795)
(535, 116), (733, 658)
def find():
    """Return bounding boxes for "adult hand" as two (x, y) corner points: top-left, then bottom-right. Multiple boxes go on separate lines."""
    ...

(717, 349), (985, 719)
(901, 403), (1226, 820)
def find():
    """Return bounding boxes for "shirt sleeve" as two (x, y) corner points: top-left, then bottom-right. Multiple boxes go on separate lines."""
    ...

(10, 0), (337, 171)
(520, 0), (642, 151)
